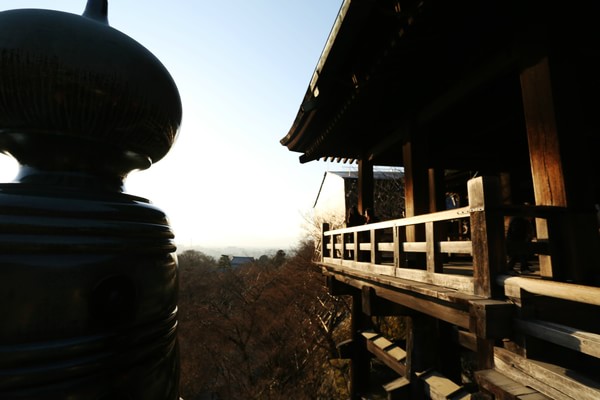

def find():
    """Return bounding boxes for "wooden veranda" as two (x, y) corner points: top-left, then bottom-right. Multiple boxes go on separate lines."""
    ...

(281, 0), (600, 399)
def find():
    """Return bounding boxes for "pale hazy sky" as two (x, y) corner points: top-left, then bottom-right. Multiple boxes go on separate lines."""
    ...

(0, 0), (349, 250)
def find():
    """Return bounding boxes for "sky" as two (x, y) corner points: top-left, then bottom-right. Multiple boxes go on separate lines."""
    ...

(0, 0), (351, 251)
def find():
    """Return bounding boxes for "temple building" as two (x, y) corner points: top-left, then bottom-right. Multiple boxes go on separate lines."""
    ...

(282, 0), (600, 398)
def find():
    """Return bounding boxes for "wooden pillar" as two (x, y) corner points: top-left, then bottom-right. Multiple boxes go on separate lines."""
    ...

(468, 176), (507, 298)
(357, 159), (374, 215)
(520, 51), (600, 282)
(350, 289), (372, 399)
(403, 139), (429, 269)
(321, 223), (331, 260)
(405, 313), (439, 399)
(402, 141), (429, 239)
(428, 167), (446, 213)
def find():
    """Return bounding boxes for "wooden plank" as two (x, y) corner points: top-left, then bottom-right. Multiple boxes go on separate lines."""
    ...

(378, 242), (395, 251)
(363, 263), (395, 276)
(361, 331), (379, 340)
(494, 346), (600, 400)
(394, 268), (433, 284)
(517, 394), (554, 400)
(475, 369), (550, 400)
(387, 346), (407, 362)
(402, 242), (427, 252)
(493, 355), (568, 400)
(362, 332), (407, 376)
(431, 274), (474, 294)
(514, 319), (600, 358)
(439, 241), (472, 254)
(365, 334), (407, 363)
(416, 369), (470, 400)
(395, 268), (475, 294)
(322, 264), (480, 306)
(372, 335), (394, 350)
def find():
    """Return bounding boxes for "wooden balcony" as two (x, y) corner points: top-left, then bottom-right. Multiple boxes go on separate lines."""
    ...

(319, 176), (600, 399)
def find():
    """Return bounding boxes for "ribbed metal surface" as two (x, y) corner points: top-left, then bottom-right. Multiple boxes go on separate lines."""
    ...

(0, 183), (180, 399)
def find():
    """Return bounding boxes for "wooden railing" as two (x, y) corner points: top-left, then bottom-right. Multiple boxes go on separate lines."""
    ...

(322, 176), (508, 297)
(322, 206), (476, 292)
(321, 176), (597, 296)
(321, 176), (600, 399)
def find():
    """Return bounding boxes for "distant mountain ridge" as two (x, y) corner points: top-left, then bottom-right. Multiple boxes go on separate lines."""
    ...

(175, 244), (287, 259)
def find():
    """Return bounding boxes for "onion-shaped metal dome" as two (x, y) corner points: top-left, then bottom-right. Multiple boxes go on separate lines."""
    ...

(0, 0), (182, 177)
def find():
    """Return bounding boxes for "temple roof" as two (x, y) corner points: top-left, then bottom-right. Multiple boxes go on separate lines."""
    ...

(281, 0), (600, 172)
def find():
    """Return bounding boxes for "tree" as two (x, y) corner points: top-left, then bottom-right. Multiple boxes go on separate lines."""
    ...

(272, 249), (286, 267)
(177, 242), (352, 399)
(300, 209), (345, 260)
(218, 254), (231, 269)
(177, 250), (219, 398)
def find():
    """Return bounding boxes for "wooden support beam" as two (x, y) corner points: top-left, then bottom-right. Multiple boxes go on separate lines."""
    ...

(455, 329), (477, 353)
(475, 369), (551, 400)
(361, 285), (414, 317)
(469, 299), (514, 339)
(494, 346), (600, 400)
(514, 319), (600, 359)
(350, 289), (372, 398)
(323, 269), (473, 328)
(405, 313), (440, 398)
(327, 275), (358, 296)
(469, 299), (513, 370)
(362, 331), (407, 376)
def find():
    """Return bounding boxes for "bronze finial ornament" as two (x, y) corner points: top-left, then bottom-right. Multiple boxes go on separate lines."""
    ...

(82, 0), (108, 23)
(0, 1), (182, 398)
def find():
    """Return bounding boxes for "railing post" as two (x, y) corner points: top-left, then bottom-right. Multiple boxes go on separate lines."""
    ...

(425, 221), (444, 273)
(321, 223), (330, 261)
(468, 176), (507, 298)
(353, 230), (360, 262)
(371, 228), (381, 264)
(0, 2), (181, 398)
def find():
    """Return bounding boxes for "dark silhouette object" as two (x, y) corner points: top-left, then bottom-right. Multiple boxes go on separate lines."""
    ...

(0, 0), (182, 398)
(364, 208), (379, 224)
(506, 215), (535, 273)
(345, 205), (364, 258)
(347, 205), (364, 227)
